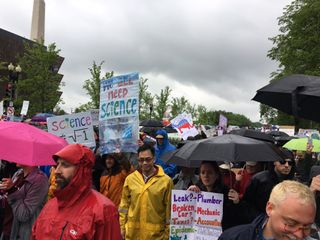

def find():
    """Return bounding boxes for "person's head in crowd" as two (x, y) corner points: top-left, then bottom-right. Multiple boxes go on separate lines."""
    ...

(53, 144), (95, 190)
(181, 167), (197, 176)
(199, 161), (222, 191)
(295, 150), (304, 161)
(101, 153), (121, 174)
(156, 133), (164, 146)
(155, 129), (170, 147)
(273, 148), (295, 176)
(245, 161), (261, 174)
(265, 180), (316, 240)
(137, 143), (156, 176)
(219, 162), (233, 173)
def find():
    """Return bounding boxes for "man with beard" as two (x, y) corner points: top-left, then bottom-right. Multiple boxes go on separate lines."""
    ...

(119, 143), (173, 239)
(31, 144), (121, 240)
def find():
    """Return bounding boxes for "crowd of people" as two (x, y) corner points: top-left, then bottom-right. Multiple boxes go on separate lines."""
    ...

(0, 127), (320, 239)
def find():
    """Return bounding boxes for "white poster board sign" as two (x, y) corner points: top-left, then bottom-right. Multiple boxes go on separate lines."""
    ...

(170, 190), (223, 240)
(20, 100), (29, 116)
(170, 113), (198, 140)
(99, 72), (139, 154)
(47, 112), (96, 149)
(89, 109), (99, 126)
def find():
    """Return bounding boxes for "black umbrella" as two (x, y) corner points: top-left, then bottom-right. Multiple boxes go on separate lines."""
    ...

(266, 131), (289, 138)
(229, 129), (274, 143)
(163, 125), (178, 133)
(162, 134), (281, 168)
(140, 119), (164, 127)
(252, 74), (320, 122)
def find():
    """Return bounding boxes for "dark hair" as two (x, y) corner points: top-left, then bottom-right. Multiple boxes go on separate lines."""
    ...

(138, 143), (155, 156)
(101, 154), (121, 175)
(273, 147), (294, 161)
(198, 161), (223, 188)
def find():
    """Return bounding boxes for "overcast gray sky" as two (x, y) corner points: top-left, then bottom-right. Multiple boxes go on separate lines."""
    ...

(0, 0), (292, 122)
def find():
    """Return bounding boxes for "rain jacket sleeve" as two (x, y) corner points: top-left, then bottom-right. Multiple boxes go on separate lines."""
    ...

(94, 202), (122, 240)
(164, 177), (174, 238)
(119, 176), (130, 232)
(155, 159), (177, 178)
(7, 173), (48, 222)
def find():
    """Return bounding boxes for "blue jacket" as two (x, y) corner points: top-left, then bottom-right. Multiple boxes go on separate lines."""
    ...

(218, 214), (267, 240)
(154, 129), (177, 178)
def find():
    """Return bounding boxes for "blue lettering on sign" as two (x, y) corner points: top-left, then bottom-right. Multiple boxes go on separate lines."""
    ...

(100, 98), (138, 120)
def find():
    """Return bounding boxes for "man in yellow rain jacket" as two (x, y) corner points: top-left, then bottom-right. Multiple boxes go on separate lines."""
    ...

(119, 143), (173, 240)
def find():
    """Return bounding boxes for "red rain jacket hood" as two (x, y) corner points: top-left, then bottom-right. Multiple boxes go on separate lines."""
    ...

(53, 143), (95, 208)
(31, 144), (121, 239)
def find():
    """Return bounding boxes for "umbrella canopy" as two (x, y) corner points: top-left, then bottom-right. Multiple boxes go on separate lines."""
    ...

(0, 122), (68, 166)
(267, 131), (289, 138)
(163, 125), (178, 134)
(162, 134), (281, 167)
(140, 119), (164, 127)
(229, 129), (275, 143)
(283, 138), (320, 152)
(252, 74), (320, 122)
(31, 113), (55, 123)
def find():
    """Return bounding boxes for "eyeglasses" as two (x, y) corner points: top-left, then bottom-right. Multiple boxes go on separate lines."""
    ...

(137, 157), (153, 163)
(284, 222), (313, 235)
(278, 159), (294, 166)
(283, 221), (320, 239)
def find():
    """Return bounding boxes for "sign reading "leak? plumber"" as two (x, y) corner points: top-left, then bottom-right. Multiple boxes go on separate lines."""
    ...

(170, 190), (223, 240)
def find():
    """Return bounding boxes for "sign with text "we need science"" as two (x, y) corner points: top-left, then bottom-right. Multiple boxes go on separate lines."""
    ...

(99, 73), (139, 154)
(170, 190), (223, 240)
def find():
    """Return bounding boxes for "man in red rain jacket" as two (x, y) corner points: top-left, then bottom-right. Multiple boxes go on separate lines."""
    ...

(31, 144), (121, 240)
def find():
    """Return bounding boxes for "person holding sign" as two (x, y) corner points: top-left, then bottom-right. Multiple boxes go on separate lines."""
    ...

(219, 180), (317, 240)
(119, 143), (173, 240)
(188, 161), (242, 230)
(100, 153), (133, 207)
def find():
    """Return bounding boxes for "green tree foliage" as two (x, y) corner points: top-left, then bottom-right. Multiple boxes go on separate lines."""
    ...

(76, 61), (113, 112)
(268, 0), (320, 77)
(171, 96), (192, 117)
(154, 86), (172, 120)
(261, 0), (320, 127)
(16, 42), (62, 116)
(139, 77), (154, 120)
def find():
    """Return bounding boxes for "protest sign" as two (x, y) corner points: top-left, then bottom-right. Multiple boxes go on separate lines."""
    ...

(0, 101), (3, 116)
(20, 100), (29, 116)
(171, 113), (198, 140)
(298, 129), (320, 139)
(47, 112), (96, 149)
(170, 190), (223, 240)
(89, 109), (99, 126)
(99, 72), (139, 154)
(219, 114), (227, 131)
(6, 106), (14, 121)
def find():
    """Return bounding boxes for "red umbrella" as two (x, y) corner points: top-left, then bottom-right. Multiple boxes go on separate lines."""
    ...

(0, 122), (68, 166)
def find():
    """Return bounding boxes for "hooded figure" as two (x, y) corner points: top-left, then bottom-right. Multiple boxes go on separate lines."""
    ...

(154, 129), (177, 177)
(100, 153), (134, 207)
(31, 144), (121, 240)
